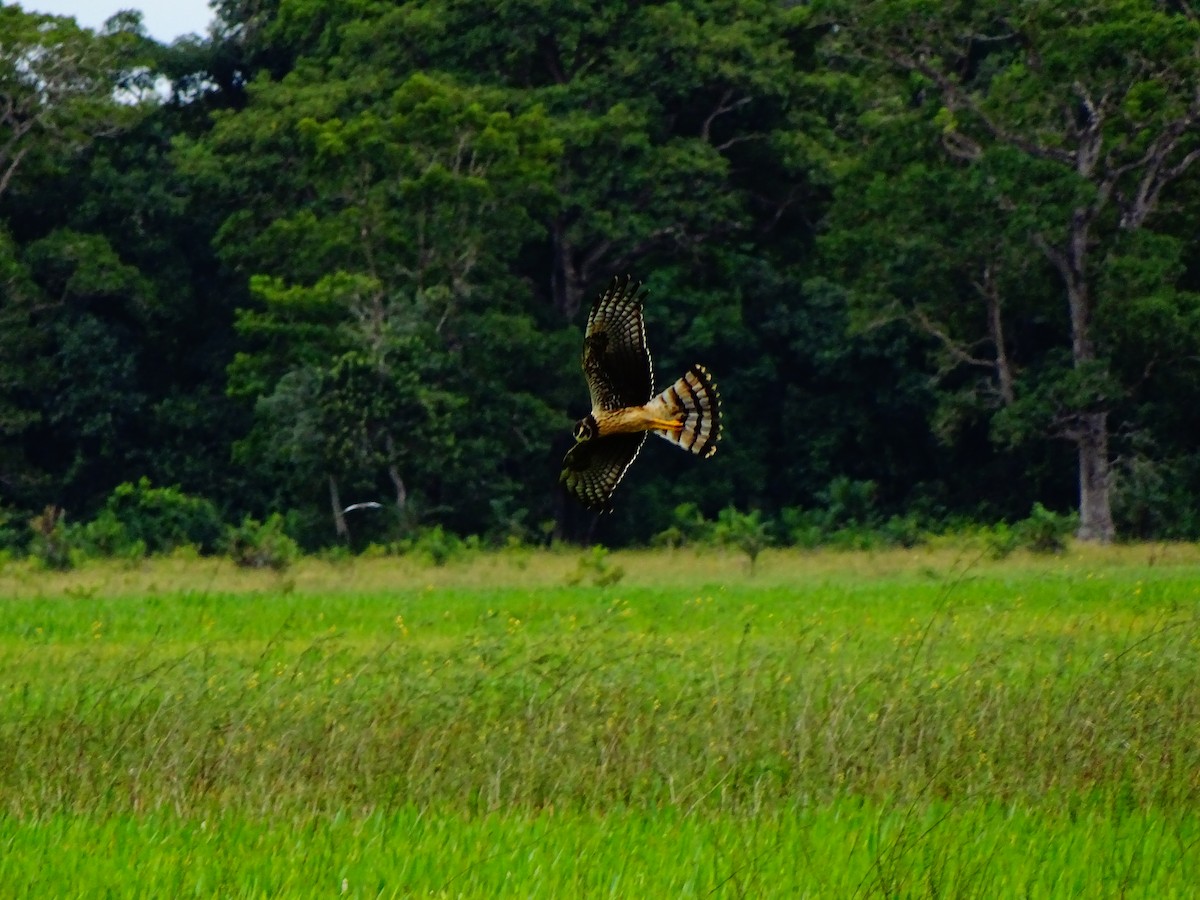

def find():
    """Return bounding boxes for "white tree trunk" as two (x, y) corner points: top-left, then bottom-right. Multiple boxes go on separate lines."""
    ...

(328, 474), (349, 539)
(1075, 412), (1114, 543)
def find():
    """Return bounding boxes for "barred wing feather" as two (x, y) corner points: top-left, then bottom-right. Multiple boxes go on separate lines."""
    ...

(560, 433), (647, 512)
(582, 275), (654, 411)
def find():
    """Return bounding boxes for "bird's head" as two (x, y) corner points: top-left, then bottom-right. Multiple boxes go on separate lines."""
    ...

(573, 415), (598, 443)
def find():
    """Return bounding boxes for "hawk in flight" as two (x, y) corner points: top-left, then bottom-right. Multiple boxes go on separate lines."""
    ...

(560, 275), (721, 511)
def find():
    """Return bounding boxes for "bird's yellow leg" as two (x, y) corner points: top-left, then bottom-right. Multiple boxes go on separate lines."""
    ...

(648, 417), (684, 431)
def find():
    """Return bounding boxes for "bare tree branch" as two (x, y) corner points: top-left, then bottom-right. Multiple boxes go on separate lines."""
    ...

(909, 306), (996, 371)
(885, 47), (1075, 165)
(700, 89), (752, 142)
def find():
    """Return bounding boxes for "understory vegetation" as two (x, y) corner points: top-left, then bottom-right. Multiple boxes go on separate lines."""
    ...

(9, 476), (1081, 573)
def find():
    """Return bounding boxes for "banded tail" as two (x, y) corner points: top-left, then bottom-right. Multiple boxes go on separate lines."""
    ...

(649, 364), (721, 458)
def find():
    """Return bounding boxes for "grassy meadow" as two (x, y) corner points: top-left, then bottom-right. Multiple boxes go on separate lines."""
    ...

(2, 544), (1200, 897)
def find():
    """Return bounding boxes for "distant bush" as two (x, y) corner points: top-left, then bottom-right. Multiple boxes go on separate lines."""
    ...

(72, 510), (146, 562)
(773, 478), (894, 550)
(0, 504), (25, 555)
(826, 524), (884, 552)
(777, 505), (931, 551)
(713, 507), (772, 574)
(486, 498), (534, 547)
(68, 478), (223, 559)
(100, 478), (223, 555)
(983, 522), (1021, 559)
(224, 514), (300, 570)
(651, 503), (712, 549)
(2, 492), (1091, 566)
(1015, 503), (1077, 554)
(653, 500), (939, 558)
(986, 503), (1077, 557)
(405, 525), (467, 567)
(567, 545), (625, 587)
(821, 476), (880, 528)
(778, 507), (827, 549)
(879, 513), (926, 548)
(1111, 454), (1200, 540)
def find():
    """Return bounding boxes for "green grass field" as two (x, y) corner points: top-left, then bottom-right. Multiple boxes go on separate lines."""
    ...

(2, 544), (1199, 897)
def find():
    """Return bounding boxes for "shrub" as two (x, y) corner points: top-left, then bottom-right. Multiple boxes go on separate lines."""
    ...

(486, 498), (533, 547)
(826, 524), (882, 552)
(100, 478), (223, 555)
(0, 504), (25, 555)
(879, 513), (926, 549)
(985, 504), (1077, 557)
(776, 480), (883, 550)
(984, 522), (1021, 559)
(713, 507), (772, 574)
(1111, 454), (1200, 540)
(821, 476), (880, 528)
(1014, 502), (1077, 554)
(651, 502), (712, 549)
(72, 509), (136, 559)
(409, 525), (465, 567)
(224, 514), (300, 570)
(567, 545), (625, 587)
(778, 507), (827, 549)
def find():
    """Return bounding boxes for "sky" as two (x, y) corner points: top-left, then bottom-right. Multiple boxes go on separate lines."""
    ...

(13, 0), (215, 42)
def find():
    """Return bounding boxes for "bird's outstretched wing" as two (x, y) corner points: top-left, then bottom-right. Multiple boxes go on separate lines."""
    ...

(560, 433), (647, 512)
(582, 275), (654, 411)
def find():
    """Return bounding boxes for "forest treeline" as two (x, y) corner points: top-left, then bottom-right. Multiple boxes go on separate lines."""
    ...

(2, 0), (1199, 555)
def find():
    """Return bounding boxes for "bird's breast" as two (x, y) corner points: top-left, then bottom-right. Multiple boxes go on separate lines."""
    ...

(593, 406), (653, 436)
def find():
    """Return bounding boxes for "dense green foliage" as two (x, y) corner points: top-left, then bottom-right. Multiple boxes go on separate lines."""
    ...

(2, 1), (1199, 549)
(2, 549), (1199, 894)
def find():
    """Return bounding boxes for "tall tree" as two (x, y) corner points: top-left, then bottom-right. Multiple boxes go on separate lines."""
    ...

(294, 0), (838, 540)
(0, 8), (143, 195)
(335, 0), (816, 319)
(821, 0), (1200, 541)
(0, 8), (151, 504)
(178, 0), (970, 542)
(179, 69), (564, 536)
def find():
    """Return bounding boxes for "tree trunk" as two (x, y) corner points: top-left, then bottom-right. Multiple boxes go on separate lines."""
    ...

(982, 264), (1015, 405)
(550, 217), (585, 319)
(328, 474), (349, 539)
(383, 431), (408, 514)
(1076, 412), (1114, 543)
(1055, 211), (1115, 544)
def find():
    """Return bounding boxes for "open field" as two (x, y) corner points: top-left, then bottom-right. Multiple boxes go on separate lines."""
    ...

(2, 545), (1200, 896)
